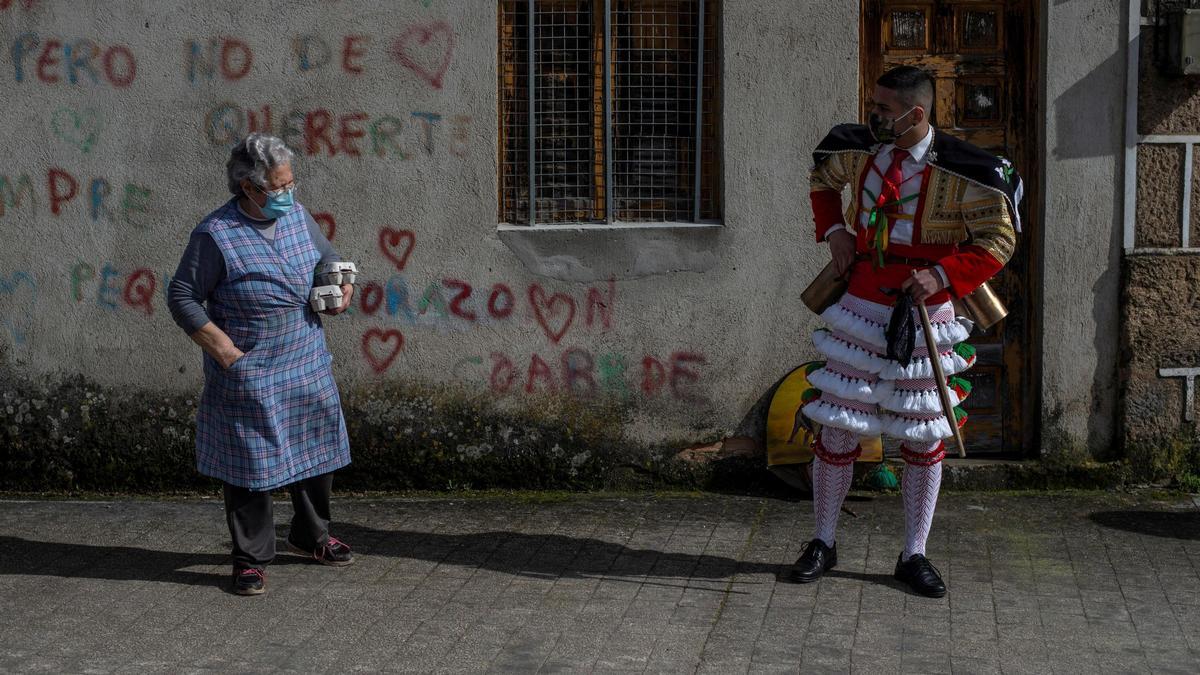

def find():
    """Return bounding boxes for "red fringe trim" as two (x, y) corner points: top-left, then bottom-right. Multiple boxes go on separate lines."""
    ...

(813, 437), (862, 466)
(901, 442), (946, 466)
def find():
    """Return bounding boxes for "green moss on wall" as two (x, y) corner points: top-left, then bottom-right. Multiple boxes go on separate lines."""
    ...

(0, 369), (746, 493)
(1123, 428), (1200, 485)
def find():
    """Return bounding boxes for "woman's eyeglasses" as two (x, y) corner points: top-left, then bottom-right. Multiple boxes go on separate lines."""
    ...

(254, 182), (297, 198)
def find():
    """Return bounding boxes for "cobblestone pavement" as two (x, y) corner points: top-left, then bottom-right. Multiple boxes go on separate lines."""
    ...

(1, 491), (1198, 673)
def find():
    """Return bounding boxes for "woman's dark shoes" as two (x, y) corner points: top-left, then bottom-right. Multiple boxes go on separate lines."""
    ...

(287, 535), (354, 567)
(788, 539), (837, 583)
(894, 553), (947, 597)
(233, 567), (266, 596)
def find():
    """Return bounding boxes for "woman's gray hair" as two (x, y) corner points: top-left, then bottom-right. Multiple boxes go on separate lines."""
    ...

(225, 133), (294, 195)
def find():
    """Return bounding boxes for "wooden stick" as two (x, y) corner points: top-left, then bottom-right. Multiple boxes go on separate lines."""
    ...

(917, 301), (967, 458)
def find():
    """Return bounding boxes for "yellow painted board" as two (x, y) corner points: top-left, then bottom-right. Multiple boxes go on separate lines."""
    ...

(766, 362), (883, 466)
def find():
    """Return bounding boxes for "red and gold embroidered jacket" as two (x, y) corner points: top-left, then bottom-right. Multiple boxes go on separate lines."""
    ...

(810, 124), (1022, 298)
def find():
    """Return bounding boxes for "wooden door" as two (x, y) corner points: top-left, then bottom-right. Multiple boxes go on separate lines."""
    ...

(862, 0), (1038, 456)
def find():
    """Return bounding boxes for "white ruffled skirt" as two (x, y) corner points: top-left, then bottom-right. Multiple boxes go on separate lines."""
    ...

(802, 293), (976, 443)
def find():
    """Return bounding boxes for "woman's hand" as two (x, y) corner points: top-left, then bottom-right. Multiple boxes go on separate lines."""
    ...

(323, 284), (354, 316)
(221, 348), (246, 370)
(188, 322), (245, 369)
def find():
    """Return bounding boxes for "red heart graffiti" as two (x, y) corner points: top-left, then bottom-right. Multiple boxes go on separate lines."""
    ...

(390, 22), (455, 90)
(379, 228), (416, 271)
(528, 285), (576, 344)
(362, 328), (405, 374)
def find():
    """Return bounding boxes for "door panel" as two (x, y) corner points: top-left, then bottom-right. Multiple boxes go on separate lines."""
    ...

(862, 0), (1037, 456)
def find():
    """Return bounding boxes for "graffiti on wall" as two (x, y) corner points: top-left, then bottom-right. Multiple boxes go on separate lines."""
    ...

(185, 38), (254, 83)
(451, 349), (707, 401)
(0, 271), (37, 345)
(184, 22), (457, 88)
(10, 33), (137, 87)
(0, 169), (151, 225)
(390, 22), (455, 89)
(51, 107), (104, 154)
(0, 170), (152, 225)
(203, 104), (469, 159)
(350, 275), (613, 338)
(362, 328), (405, 373)
(70, 262), (160, 316)
(0, 174), (36, 218)
(353, 229), (709, 400)
(0, 4), (709, 403)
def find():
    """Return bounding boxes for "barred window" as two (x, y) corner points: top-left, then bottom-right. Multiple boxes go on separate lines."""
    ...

(499, 0), (721, 226)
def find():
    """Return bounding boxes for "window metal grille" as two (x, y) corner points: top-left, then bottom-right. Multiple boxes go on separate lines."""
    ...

(499, 0), (720, 225)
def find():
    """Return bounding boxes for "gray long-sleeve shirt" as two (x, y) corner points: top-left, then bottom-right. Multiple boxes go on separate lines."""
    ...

(168, 203), (339, 334)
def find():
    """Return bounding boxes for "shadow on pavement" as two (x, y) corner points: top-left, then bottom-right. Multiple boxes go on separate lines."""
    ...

(4, 524), (952, 593)
(1088, 510), (1200, 540)
(0, 538), (314, 590)
(0, 526), (797, 590)
(328, 523), (793, 584)
(823, 569), (925, 596)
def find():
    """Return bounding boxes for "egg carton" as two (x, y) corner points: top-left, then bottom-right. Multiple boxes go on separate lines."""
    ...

(309, 285), (345, 312)
(314, 261), (358, 287)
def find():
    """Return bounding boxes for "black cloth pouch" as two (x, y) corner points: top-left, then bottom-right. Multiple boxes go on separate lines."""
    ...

(885, 293), (917, 366)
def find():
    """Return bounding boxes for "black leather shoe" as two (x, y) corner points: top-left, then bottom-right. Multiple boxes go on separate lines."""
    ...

(787, 539), (837, 583)
(233, 567), (266, 596)
(894, 553), (946, 598)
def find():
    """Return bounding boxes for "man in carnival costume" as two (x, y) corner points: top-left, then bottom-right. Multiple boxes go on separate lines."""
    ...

(790, 66), (1022, 597)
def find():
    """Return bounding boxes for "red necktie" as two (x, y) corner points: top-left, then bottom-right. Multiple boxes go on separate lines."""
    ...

(877, 148), (909, 209)
(866, 148), (910, 268)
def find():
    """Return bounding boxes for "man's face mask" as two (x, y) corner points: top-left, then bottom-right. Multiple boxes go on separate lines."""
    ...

(868, 106), (917, 144)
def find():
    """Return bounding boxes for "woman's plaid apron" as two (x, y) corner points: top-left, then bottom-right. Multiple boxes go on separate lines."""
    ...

(194, 199), (350, 490)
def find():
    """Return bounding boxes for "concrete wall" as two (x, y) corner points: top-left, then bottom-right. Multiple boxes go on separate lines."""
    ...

(0, 0), (862, 486)
(1038, 0), (1126, 457)
(1122, 5), (1200, 460)
(0, 0), (1144, 489)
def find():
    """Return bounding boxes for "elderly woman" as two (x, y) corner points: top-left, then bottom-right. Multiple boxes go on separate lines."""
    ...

(168, 133), (355, 596)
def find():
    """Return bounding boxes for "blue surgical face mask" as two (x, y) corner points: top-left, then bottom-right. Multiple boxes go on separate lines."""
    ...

(247, 181), (295, 219)
(258, 187), (294, 219)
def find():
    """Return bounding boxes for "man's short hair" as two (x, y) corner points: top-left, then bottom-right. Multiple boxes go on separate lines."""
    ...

(877, 66), (935, 111)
